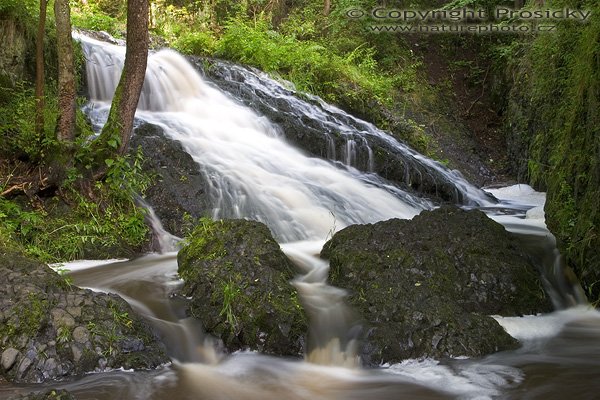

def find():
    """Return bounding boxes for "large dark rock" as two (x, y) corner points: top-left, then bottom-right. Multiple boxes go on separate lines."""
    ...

(196, 58), (494, 205)
(0, 248), (169, 383)
(177, 219), (306, 356)
(321, 206), (553, 365)
(130, 122), (210, 237)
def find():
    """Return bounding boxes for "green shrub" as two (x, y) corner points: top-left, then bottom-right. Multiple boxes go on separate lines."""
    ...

(216, 16), (397, 107)
(172, 31), (216, 56)
(0, 83), (60, 163)
(0, 149), (151, 262)
(70, 2), (124, 36)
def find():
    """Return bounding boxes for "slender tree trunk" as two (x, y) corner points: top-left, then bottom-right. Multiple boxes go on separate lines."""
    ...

(95, 0), (149, 163)
(55, 0), (76, 143)
(323, 0), (331, 16)
(35, 0), (47, 137)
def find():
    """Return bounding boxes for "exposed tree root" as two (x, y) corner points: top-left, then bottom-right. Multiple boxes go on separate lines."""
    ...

(0, 160), (54, 206)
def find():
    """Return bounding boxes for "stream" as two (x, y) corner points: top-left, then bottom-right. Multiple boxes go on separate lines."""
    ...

(2, 33), (599, 399)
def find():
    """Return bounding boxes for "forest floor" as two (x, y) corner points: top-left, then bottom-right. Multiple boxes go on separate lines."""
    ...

(405, 33), (514, 188)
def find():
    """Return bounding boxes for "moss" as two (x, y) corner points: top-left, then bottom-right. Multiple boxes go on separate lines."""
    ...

(322, 207), (549, 364)
(178, 218), (307, 356)
(503, 1), (600, 302)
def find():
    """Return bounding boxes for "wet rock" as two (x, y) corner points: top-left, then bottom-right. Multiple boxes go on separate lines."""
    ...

(0, 248), (169, 383)
(70, 344), (83, 363)
(321, 206), (553, 365)
(51, 309), (76, 328)
(177, 219), (306, 356)
(130, 122), (211, 238)
(8, 388), (75, 400)
(197, 58), (491, 205)
(72, 326), (89, 344)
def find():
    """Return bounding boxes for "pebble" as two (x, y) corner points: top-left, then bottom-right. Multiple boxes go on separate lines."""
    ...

(72, 326), (89, 344)
(1, 348), (19, 370)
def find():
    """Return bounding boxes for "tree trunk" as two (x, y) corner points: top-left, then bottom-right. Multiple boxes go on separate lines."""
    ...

(35, 0), (47, 137)
(323, 0), (331, 16)
(55, 0), (76, 143)
(94, 0), (149, 163)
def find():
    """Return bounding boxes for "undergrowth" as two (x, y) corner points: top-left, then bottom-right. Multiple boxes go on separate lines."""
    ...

(0, 81), (151, 262)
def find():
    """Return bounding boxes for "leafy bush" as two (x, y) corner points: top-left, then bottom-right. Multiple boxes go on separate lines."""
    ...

(70, 1), (124, 36)
(172, 31), (216, 56)
(0, 149), (151, 262)
(0, 83), (60, 163)
(0, 0), (38, 27)
(216, 16), (397, 108)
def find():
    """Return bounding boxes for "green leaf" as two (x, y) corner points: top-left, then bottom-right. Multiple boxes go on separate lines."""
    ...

(105, 158), (115, 167)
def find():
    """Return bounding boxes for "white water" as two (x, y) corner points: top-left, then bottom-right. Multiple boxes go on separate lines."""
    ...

(80, 33), (437, 365)
(36, 255), (600, 400)
(81, 35), (428, 243)
(55, 34), (600, 399)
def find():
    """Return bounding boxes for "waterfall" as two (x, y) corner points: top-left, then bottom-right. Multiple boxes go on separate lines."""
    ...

(196, 59), (497, 206)
(77, 34), (561, 366)
(79, 34), (435, 242)
(136, 196), (181, 253)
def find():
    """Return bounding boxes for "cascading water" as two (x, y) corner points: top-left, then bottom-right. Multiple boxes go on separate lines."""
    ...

(80, 35), (430, 243)
(194, 58), (497, 206)
(79, 32), (436, 365)
(9, 33), (590, 400)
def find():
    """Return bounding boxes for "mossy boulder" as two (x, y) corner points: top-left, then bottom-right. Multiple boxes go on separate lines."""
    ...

(0, 248), (169, 383)
(177, 219), (306, 356)
(321, 206), (552, 365)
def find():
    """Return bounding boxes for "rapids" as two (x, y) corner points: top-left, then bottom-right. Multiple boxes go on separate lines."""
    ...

(2, 33), (598, 399)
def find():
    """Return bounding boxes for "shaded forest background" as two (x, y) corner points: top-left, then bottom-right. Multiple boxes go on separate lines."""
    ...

(0, 0), (598, 303)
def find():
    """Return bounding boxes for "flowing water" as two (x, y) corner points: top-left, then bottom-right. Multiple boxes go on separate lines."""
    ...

(2, 34), (599, 399)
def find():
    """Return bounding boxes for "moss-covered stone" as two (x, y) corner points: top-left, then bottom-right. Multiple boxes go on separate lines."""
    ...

(321, 206), (552, 365)
(501, 5), (600, 303)
(0, 247), (169, 383)
(177, 219), (306, 356)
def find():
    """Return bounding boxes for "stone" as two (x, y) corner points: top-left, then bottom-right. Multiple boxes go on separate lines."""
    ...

(16, 357), (32, 379)
(51, 309), (75, 328)
(321, 206), (553, 365)
(65, 307), (82, 318)
(177, 219), (306, 356)
(130, 123), (211, 237)
(71, 344), (83, 363)
(72, 326), (89, 344)
(0, 248), (170, 383)
(1, 348), (19, 370)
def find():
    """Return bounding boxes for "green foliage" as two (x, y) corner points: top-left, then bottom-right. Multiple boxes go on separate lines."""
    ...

(0, 83), (60, 163)
(220, 280), (241, 333)
(216, 16), (397, 107)
(70, 1), (124, 36)
(172, 31), (216, 56)
(0, 0), (39, 27)
(503, 0), (600, 302)
(0, 145), (151, 262)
